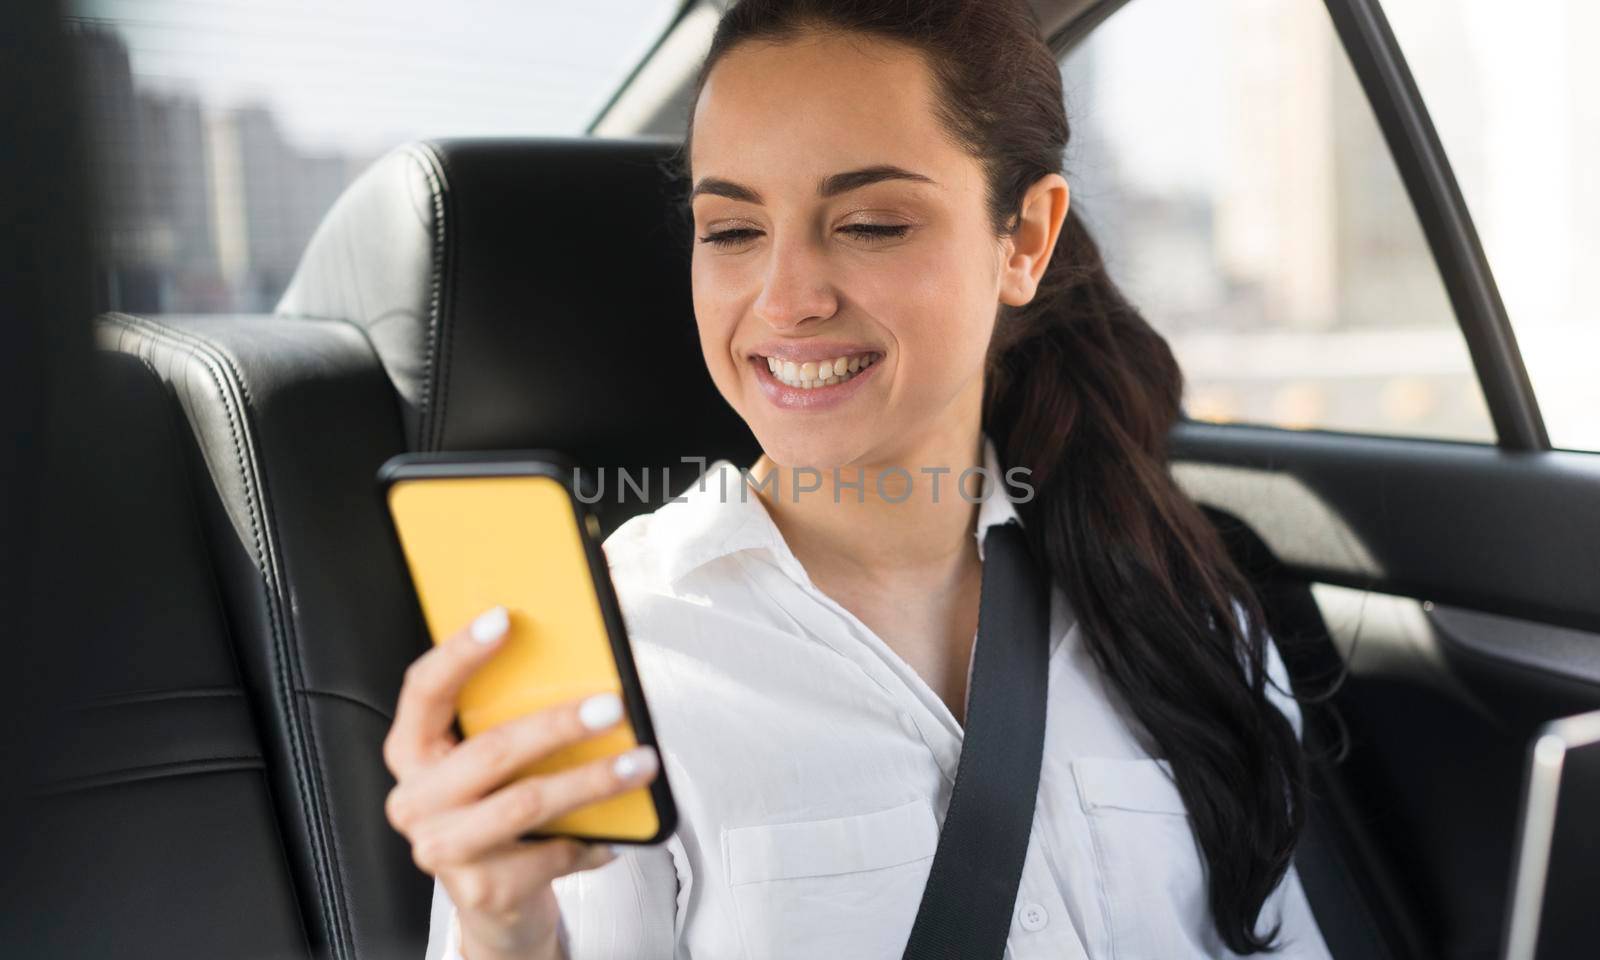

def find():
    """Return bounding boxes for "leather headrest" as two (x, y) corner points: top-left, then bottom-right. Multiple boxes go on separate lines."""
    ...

(277, 138), (758, 482)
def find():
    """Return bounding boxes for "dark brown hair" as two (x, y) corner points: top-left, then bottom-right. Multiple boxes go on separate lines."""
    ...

(670, 0), (1308, 951)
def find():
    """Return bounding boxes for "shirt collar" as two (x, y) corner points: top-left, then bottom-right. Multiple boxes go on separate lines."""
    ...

(649, 434), (1022, 586)
(972, 433), (1022, 562)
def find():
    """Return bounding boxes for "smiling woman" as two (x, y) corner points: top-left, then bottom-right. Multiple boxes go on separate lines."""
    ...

(383, 2), (1334, 958)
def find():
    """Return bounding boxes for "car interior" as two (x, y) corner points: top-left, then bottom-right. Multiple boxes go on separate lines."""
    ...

(5, 0), (1597, 959)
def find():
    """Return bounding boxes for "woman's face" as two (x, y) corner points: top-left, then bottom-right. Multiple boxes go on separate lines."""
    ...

(687, 32), (1017, 470)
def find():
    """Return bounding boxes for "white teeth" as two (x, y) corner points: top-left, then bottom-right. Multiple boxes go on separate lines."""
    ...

(761, 352), (880, 389)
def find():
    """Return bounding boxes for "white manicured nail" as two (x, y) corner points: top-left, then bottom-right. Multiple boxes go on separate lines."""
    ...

(612, 745), (657, 780)
(470, 606), (509, 644)
(578, 692), (624, 730)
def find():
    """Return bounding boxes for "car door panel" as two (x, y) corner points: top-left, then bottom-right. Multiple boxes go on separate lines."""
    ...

(1171, 421), (1600, 958)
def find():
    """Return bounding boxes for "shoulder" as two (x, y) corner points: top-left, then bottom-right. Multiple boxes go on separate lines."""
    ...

(598, 460), (761, 594)
(596, 480), (768, 649)
(598, 504), (702, 637)
(599, 504), (674, 593)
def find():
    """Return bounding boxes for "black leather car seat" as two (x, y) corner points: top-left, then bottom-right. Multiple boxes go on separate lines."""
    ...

(6, 351), (311, 959)
(95, 307), (426, 960)
(273, 138), (758, 514)
(91, 138), (755, 960)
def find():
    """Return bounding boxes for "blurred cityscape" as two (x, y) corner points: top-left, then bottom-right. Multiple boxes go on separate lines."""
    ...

(1060, 0), (1491, 443)
(72, 21), (376, 315)
(1059, 0), (1597, 449)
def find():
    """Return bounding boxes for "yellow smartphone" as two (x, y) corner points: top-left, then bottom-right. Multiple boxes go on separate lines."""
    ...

(377, 450), (676, 845)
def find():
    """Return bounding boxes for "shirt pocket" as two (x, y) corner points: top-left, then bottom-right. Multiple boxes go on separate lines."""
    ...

(722, 797), (938, 960)
(1072, 757), (1225, 960)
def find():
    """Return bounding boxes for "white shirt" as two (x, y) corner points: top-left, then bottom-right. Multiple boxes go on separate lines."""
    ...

(427, 437), (1333, 960)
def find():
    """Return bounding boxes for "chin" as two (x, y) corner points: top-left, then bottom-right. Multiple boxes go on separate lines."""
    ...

(747, 419), (869, 471)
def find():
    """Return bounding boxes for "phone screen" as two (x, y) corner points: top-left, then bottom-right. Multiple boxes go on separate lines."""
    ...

(386, 471), (665, 841)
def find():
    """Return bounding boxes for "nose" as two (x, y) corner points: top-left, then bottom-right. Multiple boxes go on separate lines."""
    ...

(752, 232), (838, 333)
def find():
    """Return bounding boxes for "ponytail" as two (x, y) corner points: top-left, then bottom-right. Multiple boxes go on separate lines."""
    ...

(986, 206), (1307, 952)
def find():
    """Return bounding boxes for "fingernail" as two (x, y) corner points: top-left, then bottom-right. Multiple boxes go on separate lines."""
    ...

(578, 692), (624, 730)
(607, 843), (627, 858)
(612, 745), (658, 780)
(470, 606), (509, 644)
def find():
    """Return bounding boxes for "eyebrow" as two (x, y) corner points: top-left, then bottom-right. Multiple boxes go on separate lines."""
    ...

(688, 164), (937, 204)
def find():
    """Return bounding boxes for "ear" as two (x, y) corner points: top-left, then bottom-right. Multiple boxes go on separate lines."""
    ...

(998, 173), (1070, 308)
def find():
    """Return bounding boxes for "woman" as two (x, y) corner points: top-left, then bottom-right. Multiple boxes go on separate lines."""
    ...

(386, 1), (1334, 957)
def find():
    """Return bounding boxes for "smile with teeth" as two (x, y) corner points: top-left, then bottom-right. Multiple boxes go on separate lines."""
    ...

(762, 352), (882, 389)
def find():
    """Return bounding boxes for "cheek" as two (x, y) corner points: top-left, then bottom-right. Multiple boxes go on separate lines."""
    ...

(852, 240), (996, 379)
(691, 255), (745, 389)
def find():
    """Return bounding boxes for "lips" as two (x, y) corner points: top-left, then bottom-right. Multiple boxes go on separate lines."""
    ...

(748, 350), (883, 411)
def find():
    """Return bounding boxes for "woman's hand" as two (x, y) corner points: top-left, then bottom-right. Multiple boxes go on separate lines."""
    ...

(383, 605), (661, 960)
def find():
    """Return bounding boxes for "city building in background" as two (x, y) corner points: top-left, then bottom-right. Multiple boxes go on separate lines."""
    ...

(1060, 0), (1491, 445)
(74, 22), (368, 314)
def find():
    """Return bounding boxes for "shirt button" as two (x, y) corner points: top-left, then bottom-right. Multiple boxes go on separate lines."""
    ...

(898, 711), (919, 737)
(1019, 901), (1048, 932)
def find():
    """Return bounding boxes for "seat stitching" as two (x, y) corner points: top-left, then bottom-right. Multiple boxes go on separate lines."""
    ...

(409, 143), (451, 452)
(426, 142), (458, 452)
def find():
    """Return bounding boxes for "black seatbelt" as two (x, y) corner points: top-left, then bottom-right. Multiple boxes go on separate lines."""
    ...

(902, 519), (1052, 959)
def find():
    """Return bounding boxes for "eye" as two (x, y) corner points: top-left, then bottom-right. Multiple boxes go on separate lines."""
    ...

(698, 228), (762, 248)
(841, 223), (910, 243)
(696, 223), (912, 248)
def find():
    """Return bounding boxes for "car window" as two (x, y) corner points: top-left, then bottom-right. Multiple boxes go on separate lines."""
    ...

(1058, 0), (1495, 444)
(68, 0), (681, 316)
(1381, 0), (1599, 453)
